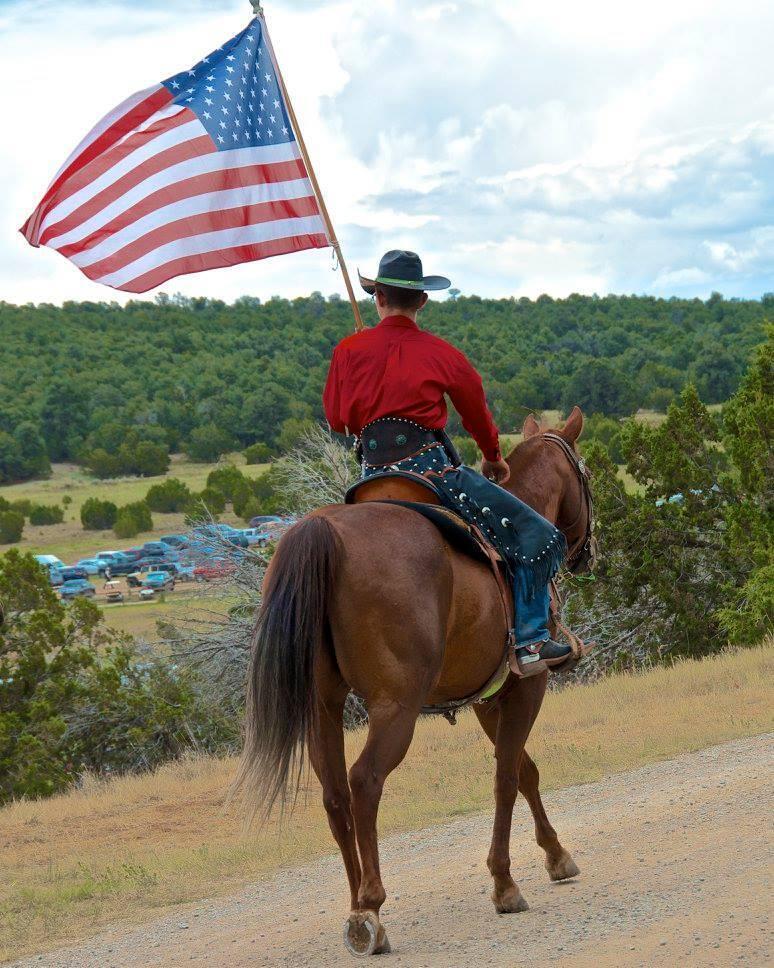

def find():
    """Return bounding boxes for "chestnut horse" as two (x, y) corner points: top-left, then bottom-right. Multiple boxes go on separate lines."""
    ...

(236, 407), (589, 956)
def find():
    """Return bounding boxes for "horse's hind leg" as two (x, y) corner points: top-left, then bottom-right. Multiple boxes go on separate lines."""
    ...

(309, 687), (362, 910)
(518, 751), (580, 881)
(344, 699), (420, 956)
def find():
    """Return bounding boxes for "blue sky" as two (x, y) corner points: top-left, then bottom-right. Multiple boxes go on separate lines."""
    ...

(1, 0), (773, 304)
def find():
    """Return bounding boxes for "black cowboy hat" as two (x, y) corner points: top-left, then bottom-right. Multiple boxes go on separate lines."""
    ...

(358, 250), (451, 295)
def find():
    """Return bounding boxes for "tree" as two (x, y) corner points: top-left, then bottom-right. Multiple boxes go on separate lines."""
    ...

(0, 511), (24, 544)
(206, 464), (248, 502)
(80, 498), (118, 530)
(145, 478), (191, 513)
(28, 504), (64, 526)
(562, 359), (638, 417)
(185, 423), (236, 462)
(244, 442), (273, 464)
(113, 502), (152, 538)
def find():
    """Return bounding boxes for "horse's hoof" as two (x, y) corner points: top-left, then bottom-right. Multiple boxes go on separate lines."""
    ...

(343, 910), (389, 957)
(492, 888), (529, 914)
(547, 851), (580, 882)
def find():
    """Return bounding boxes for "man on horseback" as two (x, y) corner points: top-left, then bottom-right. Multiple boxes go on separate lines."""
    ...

(323, 249), (572, 676)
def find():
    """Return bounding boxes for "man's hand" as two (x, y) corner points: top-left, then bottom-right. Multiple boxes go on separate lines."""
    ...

(481, 457), (511, 485)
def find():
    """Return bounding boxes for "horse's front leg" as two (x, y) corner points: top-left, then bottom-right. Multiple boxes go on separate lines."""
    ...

(518, 751), (580, 882)
(479, 677), (546, 913)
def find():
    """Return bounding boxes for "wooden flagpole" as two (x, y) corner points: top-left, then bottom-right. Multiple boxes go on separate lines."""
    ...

(253, 1), (365, 332)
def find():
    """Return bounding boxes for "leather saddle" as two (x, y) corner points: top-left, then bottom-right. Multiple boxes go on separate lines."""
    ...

(346, 472), (504, 575)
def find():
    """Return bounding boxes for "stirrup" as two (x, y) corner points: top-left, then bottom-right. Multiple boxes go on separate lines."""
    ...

(507, 631), (548, 679)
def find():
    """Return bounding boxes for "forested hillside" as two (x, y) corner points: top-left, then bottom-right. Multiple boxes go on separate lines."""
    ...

(0, 290), (769, 483)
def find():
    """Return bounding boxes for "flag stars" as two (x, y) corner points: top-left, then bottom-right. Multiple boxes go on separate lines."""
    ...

(265, 72), (272, 81)
(206, 85), (214, 93)
(219, 120), (226, 129)
(269, 114), (276, 123)
(224, 93), (231, 101)
(227, 54), (236, 61)
(273, 99), (280, 109)
(217, 134), (225, 143)
(226, 65), (235, 74)
(221, 106), (229, 115)
(171, 80), (180, 90)
(282, 125), (288, 135)
(205, 97), (213, 106)
(225, 78), (233, 87)
(203, 111), (211, 119)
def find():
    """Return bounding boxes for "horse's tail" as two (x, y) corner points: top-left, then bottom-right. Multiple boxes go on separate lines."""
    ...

(233, 514), (341, 821)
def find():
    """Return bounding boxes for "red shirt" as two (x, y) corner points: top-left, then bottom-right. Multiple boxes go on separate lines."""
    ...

(323, 314), (501, 461)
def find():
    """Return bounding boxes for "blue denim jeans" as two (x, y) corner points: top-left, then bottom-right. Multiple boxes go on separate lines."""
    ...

(514, 568), (551, 647)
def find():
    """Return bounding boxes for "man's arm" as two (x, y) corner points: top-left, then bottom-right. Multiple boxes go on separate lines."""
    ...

(323, 346), (347, 434)
(447, 349), (502, 462)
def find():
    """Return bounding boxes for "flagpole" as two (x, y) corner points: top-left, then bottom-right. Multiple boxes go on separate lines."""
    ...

(253, 2), (365, 332)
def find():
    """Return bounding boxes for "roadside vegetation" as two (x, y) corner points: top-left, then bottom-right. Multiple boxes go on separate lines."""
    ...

(0, 643), (770, 962)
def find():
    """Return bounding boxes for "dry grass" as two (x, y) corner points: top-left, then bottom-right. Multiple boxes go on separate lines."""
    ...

(0, 454), (269, 563)
(1, 643), (771, 961)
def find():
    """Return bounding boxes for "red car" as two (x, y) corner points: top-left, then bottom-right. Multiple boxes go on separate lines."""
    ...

(193, 559), (236, 582)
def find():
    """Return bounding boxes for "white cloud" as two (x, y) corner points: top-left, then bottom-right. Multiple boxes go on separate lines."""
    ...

(1, 0), (773, 304)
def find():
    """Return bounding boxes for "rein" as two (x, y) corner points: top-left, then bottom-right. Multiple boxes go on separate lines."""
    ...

(541, 432), (596, 574)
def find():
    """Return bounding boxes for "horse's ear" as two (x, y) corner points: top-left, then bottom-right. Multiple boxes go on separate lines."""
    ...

(522, 414), (541, 439)
(561, 406), (584, 443)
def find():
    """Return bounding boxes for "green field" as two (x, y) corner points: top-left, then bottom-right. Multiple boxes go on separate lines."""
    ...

(0, 452), (268, 563)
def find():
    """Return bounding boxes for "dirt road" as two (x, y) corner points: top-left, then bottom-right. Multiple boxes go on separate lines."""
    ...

(12, 734), (772, 968)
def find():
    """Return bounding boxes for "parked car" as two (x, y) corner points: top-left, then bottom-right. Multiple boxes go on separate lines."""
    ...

(49, 568), (64, 588)
(59, 579), (96, 600)
(141, 571), (175, 592)
(102, 556), (140, 577)
(58, 566), (89, 582)
(241, 527), (270, 547)
(142, 542), (168, 557)
(173, 562), (197, 582)
(96, 551), (123, 563)
(145, 562), (178, 576)
(194, 559), (236, 582)
(34, 554), (65, 571)
(160, 534), (188, 549)
(248, 514), (284, 529)
(76, 558), (106, 576)
(103, 580), (124, 604)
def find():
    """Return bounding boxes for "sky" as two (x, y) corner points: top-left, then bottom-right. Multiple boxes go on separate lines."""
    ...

(1, 0), (773, 305)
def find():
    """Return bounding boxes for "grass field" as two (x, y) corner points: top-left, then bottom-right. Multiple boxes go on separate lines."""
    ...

(1, 643), (770, 961)
(0, 453), (268, 564)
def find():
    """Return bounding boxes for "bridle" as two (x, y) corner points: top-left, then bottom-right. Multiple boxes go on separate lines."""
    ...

(541, 432), (597, 575)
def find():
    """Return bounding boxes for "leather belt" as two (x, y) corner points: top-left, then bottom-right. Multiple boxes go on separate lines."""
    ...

(357, 417), (441, 467)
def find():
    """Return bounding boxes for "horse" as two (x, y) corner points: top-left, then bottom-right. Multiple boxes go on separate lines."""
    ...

(236, 406), (591, 957)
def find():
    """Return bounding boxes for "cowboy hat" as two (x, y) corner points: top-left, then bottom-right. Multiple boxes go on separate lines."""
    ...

(358, 249), (451, 295)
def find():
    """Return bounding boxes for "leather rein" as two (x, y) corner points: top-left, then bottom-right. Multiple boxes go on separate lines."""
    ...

(541, 432), (596, 574)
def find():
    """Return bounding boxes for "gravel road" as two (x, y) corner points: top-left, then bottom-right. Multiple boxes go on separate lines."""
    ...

(11, 734), (772, 968)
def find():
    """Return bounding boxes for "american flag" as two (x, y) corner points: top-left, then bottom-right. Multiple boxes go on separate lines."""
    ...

(21, 17), (330, 293)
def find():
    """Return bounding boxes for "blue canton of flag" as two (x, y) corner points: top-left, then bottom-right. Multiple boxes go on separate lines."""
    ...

(163, 20), (295, 150)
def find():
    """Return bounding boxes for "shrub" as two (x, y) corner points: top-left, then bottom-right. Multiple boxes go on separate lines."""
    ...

(192, 487), (227, 516)
(206, 464), (248, 502)
(113, 501), (152, 538)
(10, 499), (32, 517)
(145, 477), (191, 513)
(244, 442), (273, 464)
(0, 510), (24, 543)
(185, 423), (235, 462)
(28, 504), (64, 526)
(81, 497), (118, 530)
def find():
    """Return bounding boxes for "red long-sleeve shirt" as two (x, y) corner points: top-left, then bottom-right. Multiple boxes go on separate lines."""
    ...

(323, 314), (501, 461)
